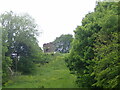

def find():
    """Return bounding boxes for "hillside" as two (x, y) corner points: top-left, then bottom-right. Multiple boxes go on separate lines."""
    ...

(4, 54), (78, 88)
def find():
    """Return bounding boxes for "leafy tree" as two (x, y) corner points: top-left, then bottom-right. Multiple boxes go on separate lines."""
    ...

(1, 11), (42, 76)
(65, 1), (119, 88)
(1, 24), (12, 84)
(92, 2), (120, 88)
(53, 34), (73, 53)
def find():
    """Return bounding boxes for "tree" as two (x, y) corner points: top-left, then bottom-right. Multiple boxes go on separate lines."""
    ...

(1, 11), (42, 78)
(53, 34), (73, 53)
(1, 23), (12, 84)
(65, 1), (119, 88)
(92, 2), (120, 88)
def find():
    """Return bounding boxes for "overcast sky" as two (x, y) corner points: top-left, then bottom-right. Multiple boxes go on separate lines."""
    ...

(0, 0), (97, 47)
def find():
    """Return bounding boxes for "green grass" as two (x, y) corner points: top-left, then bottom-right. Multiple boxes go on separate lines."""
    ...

(4, 54), (78, 88)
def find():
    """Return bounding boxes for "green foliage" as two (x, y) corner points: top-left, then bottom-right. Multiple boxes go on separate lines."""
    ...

(65, 1), (119, 88)
(1, 1), (119, 88)
(92, 2), (120, 87)
(4, 54), (77, 88)
(1, 11), (43, 84)
(53, 34), (73, 53)
(1, 25), (12, 84)
(0, 27), (2, 88)
(17, 56), (36, 74)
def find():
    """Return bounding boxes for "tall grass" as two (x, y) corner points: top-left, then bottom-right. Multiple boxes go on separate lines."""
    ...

(4, 53), (78, 88)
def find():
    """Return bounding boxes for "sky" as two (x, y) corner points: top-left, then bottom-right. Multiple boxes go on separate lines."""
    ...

(0, 0), (97, 47)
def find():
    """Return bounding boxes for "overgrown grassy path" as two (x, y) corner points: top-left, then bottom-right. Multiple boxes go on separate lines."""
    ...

(4, 54), (78, 88)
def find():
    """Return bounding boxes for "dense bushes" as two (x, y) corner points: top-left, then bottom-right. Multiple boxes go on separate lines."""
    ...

(65, 1), (119, 88)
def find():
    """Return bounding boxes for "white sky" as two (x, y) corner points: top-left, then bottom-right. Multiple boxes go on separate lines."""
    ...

(0, 0), (97, 48)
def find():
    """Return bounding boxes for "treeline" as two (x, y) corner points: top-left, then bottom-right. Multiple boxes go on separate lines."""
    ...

(0, 11), (46, 85)
(43, 34), (73, 53)
(65, 1), (120, 88)
(53, 34), (73, 53)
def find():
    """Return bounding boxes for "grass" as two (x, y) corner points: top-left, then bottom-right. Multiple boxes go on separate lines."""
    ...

(4, 54), (78, 88)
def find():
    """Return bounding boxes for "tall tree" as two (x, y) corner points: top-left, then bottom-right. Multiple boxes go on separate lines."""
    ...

(1, 11), (42, 82)
(92, 2), (120, 88)
(65, 1), (119, 88)
(1, 23), (12, 84)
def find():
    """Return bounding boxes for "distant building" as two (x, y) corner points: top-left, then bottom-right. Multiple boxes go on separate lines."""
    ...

(43, 42), (55, 53)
